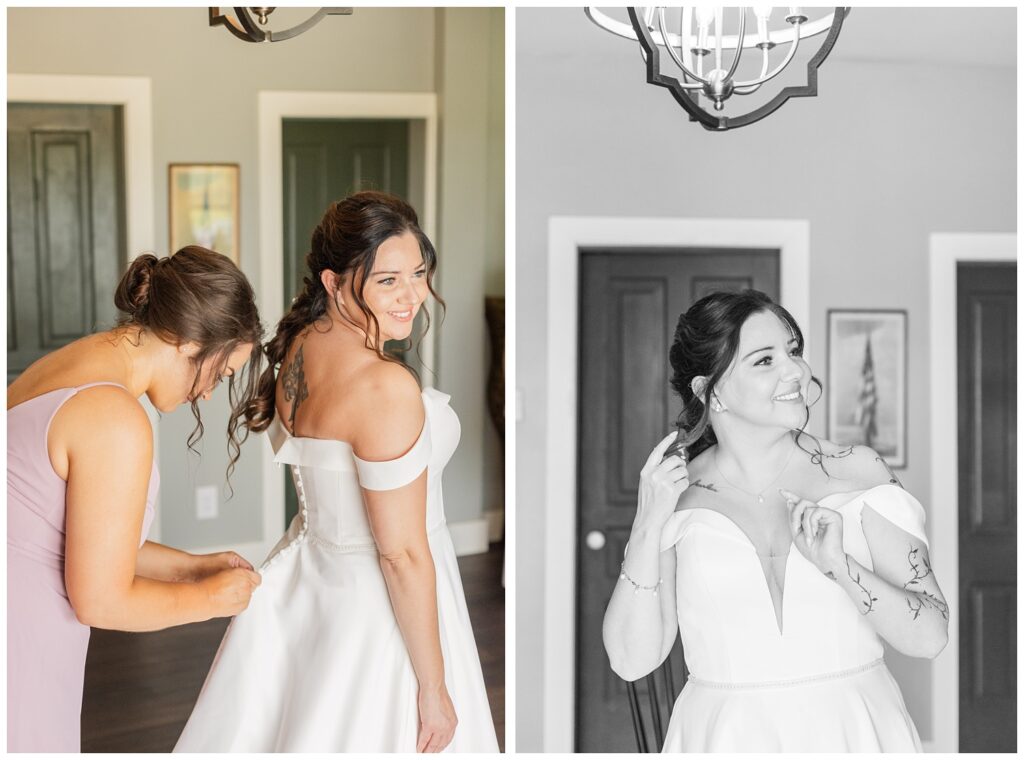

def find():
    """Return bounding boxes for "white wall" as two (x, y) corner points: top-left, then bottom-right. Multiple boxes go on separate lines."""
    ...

(8, 7), (503, 551)
(514, 7), (1016, 751)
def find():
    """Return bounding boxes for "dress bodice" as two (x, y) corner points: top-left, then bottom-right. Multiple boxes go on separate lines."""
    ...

(267, 387), (459, 548)
(660, 484), (929, 685)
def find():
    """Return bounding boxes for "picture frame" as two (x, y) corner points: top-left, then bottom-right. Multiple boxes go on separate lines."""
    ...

(826, 309), (908, 468)
(168, 163), (240, 264)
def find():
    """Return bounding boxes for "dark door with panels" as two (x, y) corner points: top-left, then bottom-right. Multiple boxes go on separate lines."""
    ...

(281, 118), (410, 526)
(575, 248), (779, 751)
(282, 118), (409, 305)
(7, 103), (126, 384)
(956, 262), (1016, 752)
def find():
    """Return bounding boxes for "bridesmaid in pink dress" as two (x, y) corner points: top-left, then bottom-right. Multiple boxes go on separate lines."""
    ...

(7, 247), (266, 752)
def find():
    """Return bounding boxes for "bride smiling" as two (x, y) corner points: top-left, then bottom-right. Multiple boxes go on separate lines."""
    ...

(175, 192), (498, 753)
(603, 289), (947, 752)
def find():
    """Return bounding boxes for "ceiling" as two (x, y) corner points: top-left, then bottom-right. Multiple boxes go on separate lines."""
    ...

(812, 7), (1016, 68)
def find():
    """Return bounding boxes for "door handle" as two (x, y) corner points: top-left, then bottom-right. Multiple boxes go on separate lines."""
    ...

(585, 530), (606, 550)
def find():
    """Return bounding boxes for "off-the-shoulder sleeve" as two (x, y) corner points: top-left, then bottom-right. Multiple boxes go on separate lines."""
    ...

(353, 417), (431, 491)
(660, 509), (696, 552)
(860, 485), (929, 548)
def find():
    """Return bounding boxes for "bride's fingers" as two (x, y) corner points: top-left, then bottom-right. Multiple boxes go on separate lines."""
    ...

(665, 464), (690, 482)
(416, 731), (430, 753)
(803, 507), (815, 541)
(643, 431), (679, 474)
(653, 453), (686, 475)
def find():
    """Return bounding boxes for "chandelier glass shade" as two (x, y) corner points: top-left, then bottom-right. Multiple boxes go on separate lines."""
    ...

(209, 7), (352, 43)
(585, 7), (850, 131)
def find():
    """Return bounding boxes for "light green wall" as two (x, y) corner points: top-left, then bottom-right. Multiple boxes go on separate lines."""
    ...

(8, 6), (503, 545)
(514, 7), (1016, 751)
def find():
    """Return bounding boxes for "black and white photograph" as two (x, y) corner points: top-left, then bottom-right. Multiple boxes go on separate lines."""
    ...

(515, 6), (1016, 754)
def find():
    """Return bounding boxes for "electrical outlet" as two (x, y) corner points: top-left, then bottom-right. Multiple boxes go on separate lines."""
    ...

(196, 485), (218, 520)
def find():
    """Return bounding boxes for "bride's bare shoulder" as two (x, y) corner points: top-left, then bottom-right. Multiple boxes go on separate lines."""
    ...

(795, 433), (902, 489)
(346, 362), (425, 461)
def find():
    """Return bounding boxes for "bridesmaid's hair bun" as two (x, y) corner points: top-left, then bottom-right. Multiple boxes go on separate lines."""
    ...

(114, 253), (159, 319)
(112, 246), (266, 483)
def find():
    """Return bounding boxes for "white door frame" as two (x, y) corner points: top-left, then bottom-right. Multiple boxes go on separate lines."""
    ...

(926, 232), (1016, 754)
(256, 90), (438, 557)
(543, 216), (810, 751)
(7, 73), (160, 538)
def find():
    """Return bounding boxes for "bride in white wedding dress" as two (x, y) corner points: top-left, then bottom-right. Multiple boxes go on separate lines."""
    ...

(175, 192), (499, 753)
(603, 290), (948, 752)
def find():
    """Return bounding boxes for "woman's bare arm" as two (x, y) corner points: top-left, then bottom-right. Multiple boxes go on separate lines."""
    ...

(603, 433), (688, 681)
(832, 508), (949, 658)
(351, 365), (456, 752)
(60, 387), (259, 631)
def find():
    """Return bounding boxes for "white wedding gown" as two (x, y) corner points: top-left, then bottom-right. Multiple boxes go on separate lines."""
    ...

(659, 485), (926, 752)
(174, 388), (499, 752)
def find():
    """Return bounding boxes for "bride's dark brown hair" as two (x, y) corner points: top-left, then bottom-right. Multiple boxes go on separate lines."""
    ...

(246, 191), (443, 432)
(114, 246), (265, 480)
(667, 289), (822, 462)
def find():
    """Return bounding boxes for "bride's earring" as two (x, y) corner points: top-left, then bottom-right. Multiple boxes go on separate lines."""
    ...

(711, 393), (727, 413)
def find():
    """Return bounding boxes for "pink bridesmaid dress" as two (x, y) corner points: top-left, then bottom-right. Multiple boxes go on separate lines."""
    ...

(7, 383), (156, 752)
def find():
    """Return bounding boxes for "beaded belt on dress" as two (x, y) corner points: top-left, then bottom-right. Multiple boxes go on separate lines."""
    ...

(687, 658), (886, 690)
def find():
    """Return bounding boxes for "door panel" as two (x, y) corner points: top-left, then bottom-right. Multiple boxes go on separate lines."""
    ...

(280, 119), (410, 527)
(576, 248), (778, 751)
(957, 262), (1016, 752)
(7, 103), (125, 384)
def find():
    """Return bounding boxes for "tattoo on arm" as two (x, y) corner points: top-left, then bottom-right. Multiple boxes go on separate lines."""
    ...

(846, 555), (878, 614)
(875, 456), (903, 487)
(282, 344), (310, 428)
(689, 479), (717, 492)
(903, 546), (949, 621)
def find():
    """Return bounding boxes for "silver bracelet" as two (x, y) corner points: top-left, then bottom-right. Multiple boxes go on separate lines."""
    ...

(619, 561), (663, 595)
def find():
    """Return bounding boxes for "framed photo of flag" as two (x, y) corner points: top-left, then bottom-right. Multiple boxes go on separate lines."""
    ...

(826, 309), (907, 468)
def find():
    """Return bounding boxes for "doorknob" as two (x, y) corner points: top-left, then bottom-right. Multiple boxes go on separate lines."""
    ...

(585, 530), (606, 550)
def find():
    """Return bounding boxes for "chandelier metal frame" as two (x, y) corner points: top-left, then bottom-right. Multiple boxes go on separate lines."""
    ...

(587, 7), (850, 132)
(209, 7), (352, 43)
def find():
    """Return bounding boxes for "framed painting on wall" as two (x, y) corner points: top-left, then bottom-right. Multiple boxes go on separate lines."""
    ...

(826, 309), (907, 468)
(168, 163), (240, 263)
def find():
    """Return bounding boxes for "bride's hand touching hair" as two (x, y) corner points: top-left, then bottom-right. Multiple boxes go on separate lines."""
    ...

(634, 431), (691, 532)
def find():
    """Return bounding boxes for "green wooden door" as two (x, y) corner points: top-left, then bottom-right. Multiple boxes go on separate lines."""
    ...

(281, 118), (411, 526)
(7, 103), (126, 384)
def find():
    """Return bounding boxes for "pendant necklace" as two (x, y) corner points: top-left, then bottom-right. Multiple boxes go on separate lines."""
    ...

(714, 443), (797, 504)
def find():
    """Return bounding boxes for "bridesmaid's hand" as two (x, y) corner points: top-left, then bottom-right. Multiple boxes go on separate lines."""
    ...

(200, 567), (262, 618)
(189, 551), (254, 582)
(781, 489), (846, 578)
(416, 683), (457, 752)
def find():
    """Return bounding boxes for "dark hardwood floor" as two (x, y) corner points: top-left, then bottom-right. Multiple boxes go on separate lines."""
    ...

(81, 543), (505, 752)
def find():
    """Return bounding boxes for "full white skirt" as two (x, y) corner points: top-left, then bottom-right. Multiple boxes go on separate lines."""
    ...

(174, 520), (498, 753)
(661, 659), (921, 753)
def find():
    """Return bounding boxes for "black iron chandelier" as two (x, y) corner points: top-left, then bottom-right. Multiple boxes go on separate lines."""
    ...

(209, 7), (352, 43)
(586, 7), (850, 131)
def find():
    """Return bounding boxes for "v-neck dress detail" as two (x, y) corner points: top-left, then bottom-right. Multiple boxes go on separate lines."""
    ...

(658, 484), (926, 752)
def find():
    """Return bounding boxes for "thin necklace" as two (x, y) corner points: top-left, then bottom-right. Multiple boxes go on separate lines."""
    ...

(714, 442), (797, 504)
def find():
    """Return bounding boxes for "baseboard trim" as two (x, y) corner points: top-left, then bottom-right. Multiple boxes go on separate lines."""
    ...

(486, 508), (505, 543)
(448, 517), (491, 557)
